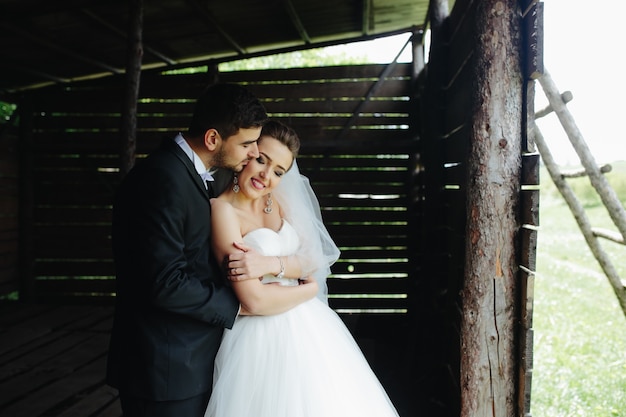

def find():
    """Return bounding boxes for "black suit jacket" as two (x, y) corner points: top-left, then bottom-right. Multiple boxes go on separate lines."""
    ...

(106, 138), (240, 401)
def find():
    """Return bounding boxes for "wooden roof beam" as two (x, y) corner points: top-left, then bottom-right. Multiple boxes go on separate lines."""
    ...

(0, 64), (70, 85)
(79, 8), (177, 65)
(282, 0), (311, 44)
(0, 21), (122, 75)
(362, 0), (371, 35)
(184, 0), (246, 55)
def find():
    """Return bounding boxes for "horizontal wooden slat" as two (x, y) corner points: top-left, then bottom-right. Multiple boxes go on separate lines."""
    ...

(33, 113), (411, 130)
(335, 248), (408, 259)
(328, 277), (408, 293)
(35, 207), (112, 223)
(328, 297), (408, 310)
(332, 261), (409, 275)
(304, 170), (409, 183)
(330, 235), (407, 247)
(264, 99), (412, 114)
(326, 222), (407, 234)
(139, 78), (412, 101)
(299, 155), (411, 169)
(34, 261), (114, 276)
(31, 279), (115, 293)
(34, 172), (116, 186)
(124, 97), (412, 115)
(33, 245), (112, 260)
(33, 223), (111, 235)
(217, 64), (413, 83)
(521, 152), (540, 185)
(443, 162), (466, 186)
(32, 130), (416, 153)
(34, 155), (120, 169)
(27, 294), (117, 304)
(34, 190), (115, 206)
(317, 196), (408, 208)
(519, 227), (537, 272)
(322, 210), (408, 223)
(520, 189), (539, 227)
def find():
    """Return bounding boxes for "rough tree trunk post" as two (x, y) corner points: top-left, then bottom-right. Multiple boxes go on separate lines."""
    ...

(120, 0), (143, 177)
(461, 1), (523, 416)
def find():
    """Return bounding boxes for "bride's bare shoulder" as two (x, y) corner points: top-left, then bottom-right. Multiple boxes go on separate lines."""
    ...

(210, 198), (237, 219)
(210, 196), (230, 208)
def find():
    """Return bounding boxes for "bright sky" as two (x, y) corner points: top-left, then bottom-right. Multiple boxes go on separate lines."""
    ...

(536, 0), (626, 165)
(333, 0), (626, 165)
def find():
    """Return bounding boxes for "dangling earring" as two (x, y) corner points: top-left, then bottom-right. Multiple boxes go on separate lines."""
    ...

(264, 193), (273, 214)
(232, 174), (240, 193)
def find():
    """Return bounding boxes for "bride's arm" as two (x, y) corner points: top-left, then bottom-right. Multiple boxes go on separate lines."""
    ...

(211, 199), (318, 316)
(226, 204), (302, 282)
(229, 241), (301, 282)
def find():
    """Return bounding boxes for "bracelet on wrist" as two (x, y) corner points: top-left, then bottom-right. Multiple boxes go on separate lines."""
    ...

(275, 256), (285, 279)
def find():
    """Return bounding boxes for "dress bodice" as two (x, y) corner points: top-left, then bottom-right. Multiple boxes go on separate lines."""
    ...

(243, 220), (300, 286)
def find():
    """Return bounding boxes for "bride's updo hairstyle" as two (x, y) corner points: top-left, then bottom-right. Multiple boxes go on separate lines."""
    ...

(259, 120), (300, 171)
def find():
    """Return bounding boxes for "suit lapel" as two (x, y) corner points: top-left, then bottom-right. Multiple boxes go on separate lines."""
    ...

(162, 138), (211, 201)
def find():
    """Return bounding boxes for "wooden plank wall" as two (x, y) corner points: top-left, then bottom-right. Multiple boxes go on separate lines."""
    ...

(414, 1), (539, 416)
(219, 65), (417, 317)
(22, 63), (417, 313)
(0, 125), (19, 296)
(410, 0), (473, 413)
(16, 62), (420, 414)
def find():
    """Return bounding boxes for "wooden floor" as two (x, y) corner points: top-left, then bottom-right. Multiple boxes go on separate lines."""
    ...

(0, 302), (121, 417)
(0, 301), (417, 417)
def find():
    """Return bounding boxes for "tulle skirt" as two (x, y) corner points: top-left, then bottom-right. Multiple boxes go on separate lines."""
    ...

(204, 297), (399, 417)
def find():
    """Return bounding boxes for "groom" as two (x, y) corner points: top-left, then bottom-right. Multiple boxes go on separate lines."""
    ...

(106, 83), (269, 417)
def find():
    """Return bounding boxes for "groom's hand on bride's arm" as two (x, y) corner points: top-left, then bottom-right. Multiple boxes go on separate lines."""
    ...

(227, 242), (273, 282)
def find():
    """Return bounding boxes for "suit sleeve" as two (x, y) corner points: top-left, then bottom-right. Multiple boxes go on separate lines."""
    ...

(115, 163), (239, 329)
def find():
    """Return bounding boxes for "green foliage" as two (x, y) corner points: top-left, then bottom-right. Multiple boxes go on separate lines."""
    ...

(219, 48), (370, 71)
(161, 47), (371, 75)
(0, 100), (17, 124)
(0, 291), (19, 301)
(532, 164), (626, 417)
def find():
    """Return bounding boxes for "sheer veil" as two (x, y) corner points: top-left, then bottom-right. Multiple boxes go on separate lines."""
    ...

(273, 161), (340, 303)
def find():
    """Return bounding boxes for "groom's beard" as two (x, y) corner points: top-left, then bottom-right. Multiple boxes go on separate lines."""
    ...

(213, 146), (247, 173)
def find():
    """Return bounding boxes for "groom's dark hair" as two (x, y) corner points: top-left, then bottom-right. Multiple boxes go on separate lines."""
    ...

(188, 83), (268, 140)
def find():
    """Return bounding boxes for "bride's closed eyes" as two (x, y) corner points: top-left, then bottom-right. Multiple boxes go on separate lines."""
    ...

(256, 155), (286, 178)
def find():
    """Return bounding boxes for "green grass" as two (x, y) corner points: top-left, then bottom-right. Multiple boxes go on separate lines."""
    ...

(530, 161), (626, 417)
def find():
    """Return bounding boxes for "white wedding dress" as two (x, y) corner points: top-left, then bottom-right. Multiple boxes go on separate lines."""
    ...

(204, 220), (399, 417)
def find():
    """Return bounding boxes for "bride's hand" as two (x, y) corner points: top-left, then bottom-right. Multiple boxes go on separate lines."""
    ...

(298, 275), (318, 296)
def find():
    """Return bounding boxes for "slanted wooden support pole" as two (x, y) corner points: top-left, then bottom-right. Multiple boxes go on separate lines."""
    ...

(532, 121), (626, 317)
(334, 35), (412, 142)
(461, 1), (522, 416)
(120, 0), (143, 177)
(538, 72), (626, 242)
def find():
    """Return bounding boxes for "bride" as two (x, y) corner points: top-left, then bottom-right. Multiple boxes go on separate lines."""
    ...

(205, 121), (400, 417)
